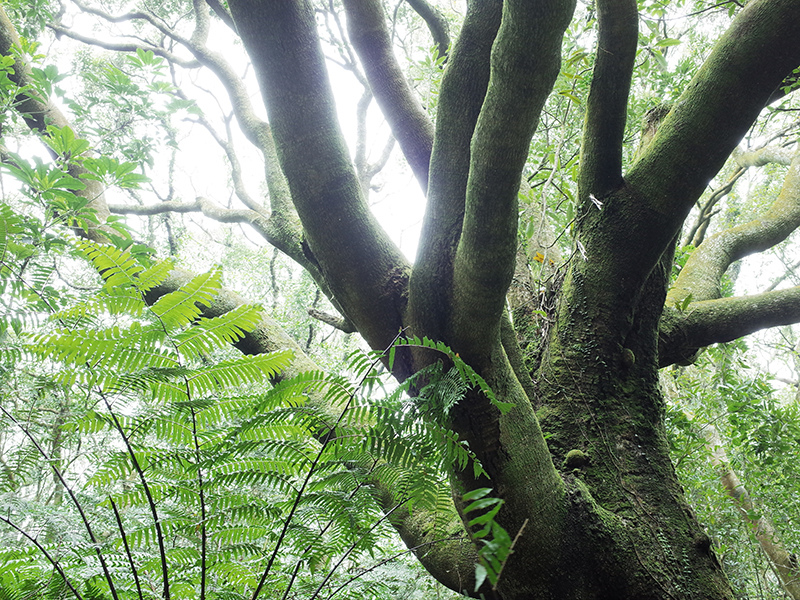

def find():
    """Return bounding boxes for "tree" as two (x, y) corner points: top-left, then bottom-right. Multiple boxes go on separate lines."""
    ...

(1, 0), (800, 598)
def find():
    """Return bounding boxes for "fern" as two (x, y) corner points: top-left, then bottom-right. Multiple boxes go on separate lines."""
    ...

(149, 266), (222, 329)
(0, 233), (496, 600)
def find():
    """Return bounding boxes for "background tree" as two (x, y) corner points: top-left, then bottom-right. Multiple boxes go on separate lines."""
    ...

(1, 0), (800, 599)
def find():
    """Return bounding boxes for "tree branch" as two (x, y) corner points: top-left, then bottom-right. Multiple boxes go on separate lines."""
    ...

(205, 0), (236, 31)
(409, 0), (501, 339)
(659, 286), (800, 367)
(307, 307), (357, 333)
(48, 22), (200, 68)
(451, 0), (576, 357)
(107, 196), (341, 310)
(734, 144), (795, 168)
(343, 0), (434, 191)
(227, 0), (411, 361)
(626, 0), (800, 275)
(668, 149), (800, 305)
(578, 0), (638, 201)
(404, 0), (450, 61)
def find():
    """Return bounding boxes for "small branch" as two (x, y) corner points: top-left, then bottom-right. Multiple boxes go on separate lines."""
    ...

(404, 0), (450, 61)
(734, 145), (795, 168)
(308, 307), (357, 333)
(668, 149), (800, 305)
(766, 258), (800, 292)
(659, 286), (800, 367)
(49, 23), (199, 68)
(342, 0), (434, 191)
(205, 0), (236, 30)
(684, 167), (746, 247)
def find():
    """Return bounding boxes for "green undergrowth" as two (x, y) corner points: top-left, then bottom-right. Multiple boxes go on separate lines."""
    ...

(0, 198), (505, 599)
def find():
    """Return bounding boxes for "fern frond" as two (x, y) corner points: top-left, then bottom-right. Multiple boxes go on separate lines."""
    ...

(173, 304), (264, 359)
(29, 324), (177, 371)
(136, 259), (175, 292)
(149, 267), (222, 329)
(51, 288), (145, 323)
(76, 239), (144, 289)
(186, 350), (292, 397)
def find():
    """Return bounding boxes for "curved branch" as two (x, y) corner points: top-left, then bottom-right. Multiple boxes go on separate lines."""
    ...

(227, 0), (411, 360)
(578, 0), (638, 201)
(48, 23), (200, 68)
(659, 286), (800, 367)
(625, 0), (800, 273)
(735, 144), (795, 168)
(668, 149), (800, 305)
(343, 0), (434, 191)
(205, 0), (236, 32)
(451, 0), (576, 356)
(64, 0), (296, 233)
(108, 197), (342, 314)
(70, 0), (181, 36)
(307, 307), (357, 333)
(404, 0), (450, 61)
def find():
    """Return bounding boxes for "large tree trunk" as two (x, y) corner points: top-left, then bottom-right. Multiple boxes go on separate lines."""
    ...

(222, 0), (800, 598)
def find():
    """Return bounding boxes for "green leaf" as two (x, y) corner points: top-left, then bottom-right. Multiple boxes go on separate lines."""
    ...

(150, 267), (222, 329)
(474, 563), (488, 592)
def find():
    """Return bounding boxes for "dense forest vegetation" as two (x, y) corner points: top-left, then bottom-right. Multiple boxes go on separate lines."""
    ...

(0, 0), (799, 599)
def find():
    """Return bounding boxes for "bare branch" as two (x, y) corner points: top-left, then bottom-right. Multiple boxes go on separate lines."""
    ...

(404, 0), (450, 61)
(49, 23), (200, 67)
(307, 307), (357, 333)
(734, 144), (796, 168)
(70, 0), (181, 36)
(205, 0), (236, 31)
(659, 286), (800, 367)
(685, 166), (745, 247)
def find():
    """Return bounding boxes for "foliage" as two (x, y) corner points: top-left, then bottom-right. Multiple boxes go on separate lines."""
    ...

(665, 344), (800, 598)
(0, 151), (496, 598)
